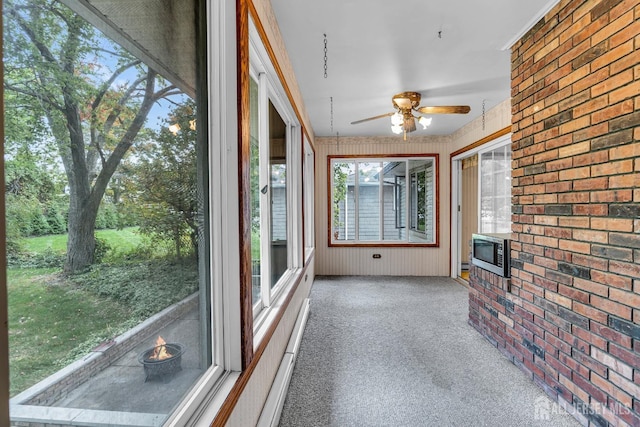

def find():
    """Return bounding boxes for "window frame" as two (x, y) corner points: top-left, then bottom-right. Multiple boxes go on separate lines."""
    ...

(303, 136), (315, 262)
(248, 17), (303, 342)
(1, 0), (238, 426)
(328, 154), (439, 248)
(162, 0), (241, 423)
(477, 139), (512, 235)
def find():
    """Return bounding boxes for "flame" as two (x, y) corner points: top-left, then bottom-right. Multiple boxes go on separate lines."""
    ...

(149, 336), (173, 361)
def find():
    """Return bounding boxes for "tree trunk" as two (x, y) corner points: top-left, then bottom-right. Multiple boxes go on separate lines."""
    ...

(64, 203), (99, 274)
(175, 225), (182, 259)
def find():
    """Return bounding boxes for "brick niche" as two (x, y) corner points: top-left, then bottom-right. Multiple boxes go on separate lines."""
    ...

(469, 1), (640, 426)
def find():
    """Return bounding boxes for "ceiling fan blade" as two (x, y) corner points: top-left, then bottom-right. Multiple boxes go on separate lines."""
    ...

(350, 112), (394, 125)
(417, 105), (471, 114)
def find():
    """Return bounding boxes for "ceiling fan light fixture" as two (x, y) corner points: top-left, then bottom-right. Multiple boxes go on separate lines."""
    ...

(391, 124), (403, 134)
(350, 91), (470, 138)
(391, 111), (403, 126)
(418, 116), (432, 129)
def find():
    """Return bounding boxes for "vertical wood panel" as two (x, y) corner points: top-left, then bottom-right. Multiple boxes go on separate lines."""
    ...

(461, 156), (478, 266)
(237, 0), (254, 370)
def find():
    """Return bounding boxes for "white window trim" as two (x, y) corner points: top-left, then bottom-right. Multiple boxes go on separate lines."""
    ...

(477, 138), (513, 234)
(165, 0), (241, 424)
(450, 133), (512, 279)
(248, 17), (302, 345)
(303, 137), (315, 262)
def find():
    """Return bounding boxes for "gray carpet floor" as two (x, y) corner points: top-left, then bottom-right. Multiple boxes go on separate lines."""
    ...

(278, 276), (580, 427)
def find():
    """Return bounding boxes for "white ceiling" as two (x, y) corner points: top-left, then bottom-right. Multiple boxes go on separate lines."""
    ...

(271, 0), (559, 137)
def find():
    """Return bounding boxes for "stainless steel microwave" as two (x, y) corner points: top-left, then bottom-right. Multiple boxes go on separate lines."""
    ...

(471, 233), (511, 277)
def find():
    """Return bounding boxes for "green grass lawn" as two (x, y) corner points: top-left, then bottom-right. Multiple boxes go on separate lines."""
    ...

(7, 268), (134, 397)
(21, 226), (142, 254)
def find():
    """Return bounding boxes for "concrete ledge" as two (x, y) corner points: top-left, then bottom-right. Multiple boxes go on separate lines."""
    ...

(10, 405), (165, 427)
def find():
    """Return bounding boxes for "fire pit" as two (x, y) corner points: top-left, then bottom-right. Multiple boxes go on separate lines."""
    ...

(138, 336), (185, 382)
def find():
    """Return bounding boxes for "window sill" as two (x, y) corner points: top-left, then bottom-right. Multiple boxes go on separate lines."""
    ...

(253, 268), (302, 348)
(169, 370), (240, 427)
(329, 242), (439, 248)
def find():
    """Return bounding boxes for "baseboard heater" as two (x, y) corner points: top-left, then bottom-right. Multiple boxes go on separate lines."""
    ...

(257, 298), (310, 427)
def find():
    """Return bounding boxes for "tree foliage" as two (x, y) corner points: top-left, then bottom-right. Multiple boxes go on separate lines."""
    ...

(3, 0), (181, 273)
(133, 101), (199, 258)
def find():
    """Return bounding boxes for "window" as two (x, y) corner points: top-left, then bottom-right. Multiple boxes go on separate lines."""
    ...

(329, 155), (438, 246)
(249, 19), (302, 324)
(4, 0), (227, 425)
(479, 144), (512, 234)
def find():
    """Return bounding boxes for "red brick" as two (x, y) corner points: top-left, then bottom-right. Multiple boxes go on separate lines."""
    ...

(590, 270), (632, 290)
(592, 7), (635, 45)
(546, 332), (573, 355)
(507, 4), (640, 426)
(573, 253), (608, 270)
(545, 227), (572, 239)
(590, 189), (633, 202)
(573, 204), (608, 216)
(592, 347), (634, 379)
(558, 216), (590, 228)
(534, 235), (559, 248)
(559, 116), (592, 135)
(609, 260), (640, 280)
(534, 172), (559, 184)
(591, 372), (633, 408)
(591, 295), (632, 319)
(546, 157), (573, 171)
(558, 191), (589, 203)
(574, 149), (609, 167)
(558, 284), (590, 303)
(573, 277), (608, 296)
(591, 159), (634, 176)
(609, 342), (640, 368)
(572, 122), (609, 143)
(523, 262), (547, 278)
(610, 80), (640, 105)
(558, 239), (591, 254)
(609, 173), (640, 189)
(609, 0), (638, 22)
(592, 39), (635, 71)
(559, 166), (590, 180)
(573, 67), (610, 94)
(591, 217), (633, 231)
(574, 325), (609, 351)
(573, 94), (609, 117)
(533, 148), (559, 163)
(592, 99), (635, 124)
(610, 370), (640, 398)
(609, 288), (640, 309)
(574, 372), (608, 405)
(546, 353), (573, 379)
(572, 228), (609, 244)
(610, 42), (640, 75)
(592, 69), (634, 97)
(573, 177), (609, 191)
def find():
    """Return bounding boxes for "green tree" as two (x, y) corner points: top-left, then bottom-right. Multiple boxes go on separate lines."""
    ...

(332, 162), (349, 238)
(4, 0), (180, 273)
(134, 101), (198, 259)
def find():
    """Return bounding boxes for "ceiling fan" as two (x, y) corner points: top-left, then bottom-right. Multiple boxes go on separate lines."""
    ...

(350, 91), (470, 140)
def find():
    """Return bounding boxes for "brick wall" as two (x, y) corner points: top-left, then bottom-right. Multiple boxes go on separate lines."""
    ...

(470, 0), (640, 426)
